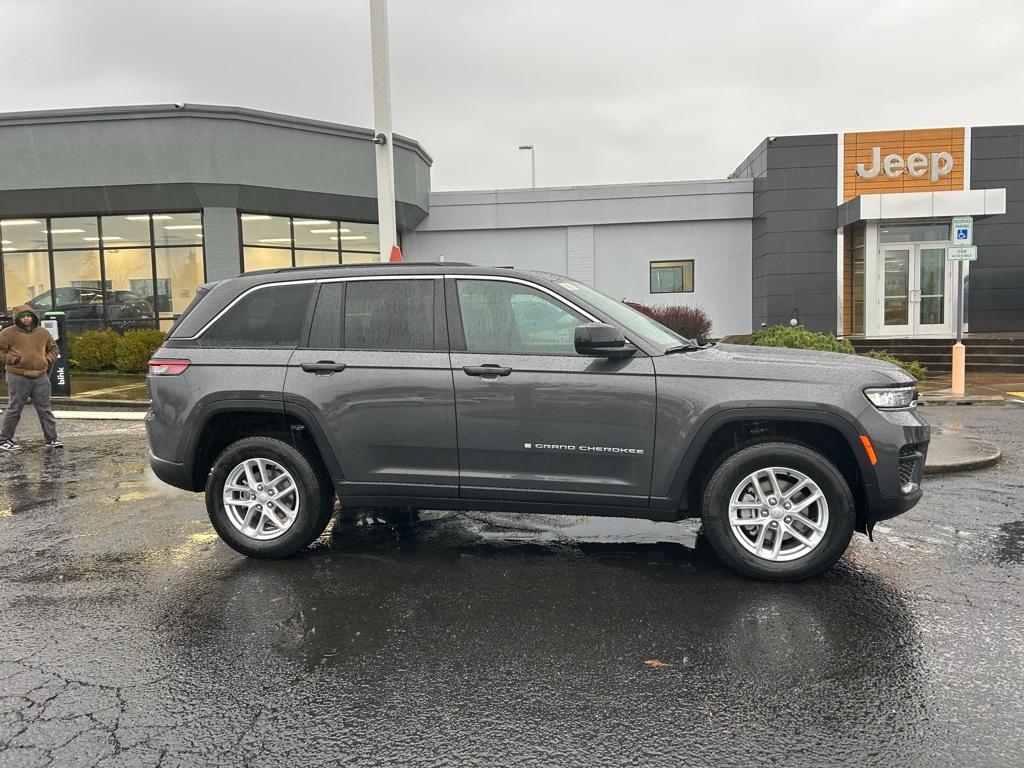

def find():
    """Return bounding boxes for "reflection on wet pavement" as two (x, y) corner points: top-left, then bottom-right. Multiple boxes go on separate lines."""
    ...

(1, 408), (1023, 766)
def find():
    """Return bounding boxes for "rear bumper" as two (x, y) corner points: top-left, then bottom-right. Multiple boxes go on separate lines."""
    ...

(149, 451), (195, 491)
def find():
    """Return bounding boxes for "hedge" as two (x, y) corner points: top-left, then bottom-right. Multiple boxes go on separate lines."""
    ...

(750, 325), (855, 354)
(68, 329), (166, 374)
(750, 324), (927, 380)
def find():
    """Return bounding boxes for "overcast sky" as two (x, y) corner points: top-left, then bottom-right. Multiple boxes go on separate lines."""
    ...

(2, 0), (1022, 190)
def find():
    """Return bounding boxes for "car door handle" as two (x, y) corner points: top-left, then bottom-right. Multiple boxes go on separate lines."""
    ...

(301, 361), (347, 374)
(463, 365), (512, 377)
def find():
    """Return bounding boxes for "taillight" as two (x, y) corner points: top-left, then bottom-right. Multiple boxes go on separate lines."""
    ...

(148, 359), (191, 376)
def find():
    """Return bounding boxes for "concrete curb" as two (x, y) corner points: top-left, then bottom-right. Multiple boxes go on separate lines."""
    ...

(924, 432), (1002, 475)
(0, 408), (146, 421)
(919, 395), (1006, 406)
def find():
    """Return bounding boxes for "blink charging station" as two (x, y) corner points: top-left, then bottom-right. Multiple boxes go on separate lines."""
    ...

(41, 311), (71, 396)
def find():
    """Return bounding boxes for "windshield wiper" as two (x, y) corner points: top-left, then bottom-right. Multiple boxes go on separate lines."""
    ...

(664, 341), (701, 354)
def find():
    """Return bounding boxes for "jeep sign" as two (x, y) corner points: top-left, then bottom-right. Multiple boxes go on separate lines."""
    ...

(856, 146), (954, 183)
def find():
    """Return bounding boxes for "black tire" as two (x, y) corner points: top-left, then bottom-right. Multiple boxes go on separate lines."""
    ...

(701, 441), (855, 581)
(205, 436), (334, 558)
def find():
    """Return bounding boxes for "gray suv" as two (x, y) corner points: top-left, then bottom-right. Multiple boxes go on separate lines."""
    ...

(146, 263), (928, 580)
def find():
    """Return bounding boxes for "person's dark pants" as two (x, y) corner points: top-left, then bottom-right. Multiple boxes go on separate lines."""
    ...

(2, 371), (58, 442)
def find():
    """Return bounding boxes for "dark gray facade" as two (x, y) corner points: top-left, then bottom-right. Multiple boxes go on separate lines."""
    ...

(733, 135), (839, 333)
(971, 125), (1024, 332)
(0, 104), (432, 282)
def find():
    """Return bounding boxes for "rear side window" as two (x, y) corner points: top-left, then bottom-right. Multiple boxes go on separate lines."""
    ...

(200, 283), (313, 348)
(342, 279), (435, 351)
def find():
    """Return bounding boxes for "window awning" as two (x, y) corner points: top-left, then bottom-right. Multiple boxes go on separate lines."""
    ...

(837, 188), (1006, 228)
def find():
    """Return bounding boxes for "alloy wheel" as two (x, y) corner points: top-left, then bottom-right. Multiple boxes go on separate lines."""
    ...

(222, 458), (300, 541)
(727, 466), (829, 562)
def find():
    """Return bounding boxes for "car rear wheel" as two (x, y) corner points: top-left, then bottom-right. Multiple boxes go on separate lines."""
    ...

(701, 441), (855, 581)
(205, 436), (334, 558)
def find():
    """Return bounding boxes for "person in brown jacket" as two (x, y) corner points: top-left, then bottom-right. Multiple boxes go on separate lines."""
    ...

(0, 305), (62, 450)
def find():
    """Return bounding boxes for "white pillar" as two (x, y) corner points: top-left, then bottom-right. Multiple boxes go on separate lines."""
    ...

(370, 0), (398, 262)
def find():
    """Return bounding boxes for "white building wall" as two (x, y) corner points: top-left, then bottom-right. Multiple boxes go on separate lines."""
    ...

(403, 179), (754, 337)
(593, 219), (752, 337)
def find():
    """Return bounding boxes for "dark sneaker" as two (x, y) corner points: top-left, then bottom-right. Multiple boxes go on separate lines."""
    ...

(46, 439), (64, 449)
(0, 439), (22, 451)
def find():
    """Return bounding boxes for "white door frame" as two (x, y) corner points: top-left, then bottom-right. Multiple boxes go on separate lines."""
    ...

(870, 238), (955, 338)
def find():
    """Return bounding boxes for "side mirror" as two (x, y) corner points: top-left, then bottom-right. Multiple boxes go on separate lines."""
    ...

(574, 323), (636, 358)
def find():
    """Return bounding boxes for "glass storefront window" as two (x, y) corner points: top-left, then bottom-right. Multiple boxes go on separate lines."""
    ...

(104, 247), (157, 330)
(102, 215), (153, 248)
(1, 212), (204, 330)
(339, 221), (380, 255)
(293, 220), (338, 249)
(52, 249), (103, 333)
(295, 249), (340, 268)
(241, 214), (291, 247)
(242, 247), (292, 272)
(879, 222), (950, 243)
(2, 251), (51, 310)
(154, 212), (204, 247)
(240, 212), (381, 272)
(155, 246), (204, 320)
(49, 217), (99, 249)
(1, 219), (47, 252)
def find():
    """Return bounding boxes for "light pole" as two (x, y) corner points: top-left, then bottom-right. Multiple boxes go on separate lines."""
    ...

(518, 144), (535, 188)
(370, 0), (399, 262)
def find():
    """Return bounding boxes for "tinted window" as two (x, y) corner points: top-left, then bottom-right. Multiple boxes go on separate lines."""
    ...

(307, 282), (343, 348)
(201, 283), (312, 347)
(343, 280), (434, 350)
(456, 279), (586, 355)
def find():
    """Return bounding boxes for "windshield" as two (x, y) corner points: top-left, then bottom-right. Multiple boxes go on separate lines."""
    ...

(555, 279), (691, 347)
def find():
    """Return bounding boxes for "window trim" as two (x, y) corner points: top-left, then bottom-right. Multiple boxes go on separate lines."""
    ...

(649, 259), (694, 294)
(185, 274), (443, 341)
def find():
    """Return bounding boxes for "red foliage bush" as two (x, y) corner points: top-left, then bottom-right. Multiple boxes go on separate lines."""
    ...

(625, 302), (713, 341)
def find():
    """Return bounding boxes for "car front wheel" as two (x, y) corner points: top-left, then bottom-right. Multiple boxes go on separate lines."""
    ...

(205, 436), (334, 558)
(701, 441), (855, 581)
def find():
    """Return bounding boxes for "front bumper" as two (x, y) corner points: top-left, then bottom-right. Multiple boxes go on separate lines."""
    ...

(857, 404), (930, 528)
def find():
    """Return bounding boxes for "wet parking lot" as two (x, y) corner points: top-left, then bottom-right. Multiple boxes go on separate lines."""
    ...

(1, 406), (1023, 767)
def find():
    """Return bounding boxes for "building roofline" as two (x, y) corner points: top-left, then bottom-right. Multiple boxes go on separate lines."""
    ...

(432, 177), (748, 197)
(0, 102), (433, 166)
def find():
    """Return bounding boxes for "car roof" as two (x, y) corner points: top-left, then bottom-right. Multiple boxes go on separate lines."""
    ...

(230, 262), (570, 284)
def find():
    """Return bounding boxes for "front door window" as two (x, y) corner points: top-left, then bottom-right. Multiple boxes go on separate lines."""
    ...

(883, 249), (911, 327)
(918, 247), (947, 327)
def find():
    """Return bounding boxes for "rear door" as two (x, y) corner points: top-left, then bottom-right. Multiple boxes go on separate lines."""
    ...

(447, 275), (657, 508)
(284, 276), (458, 497)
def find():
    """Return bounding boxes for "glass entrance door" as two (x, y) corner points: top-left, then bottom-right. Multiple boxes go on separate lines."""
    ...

(878, 244), (952, 336)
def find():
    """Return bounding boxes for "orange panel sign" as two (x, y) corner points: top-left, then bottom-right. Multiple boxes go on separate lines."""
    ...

(843, 127), (965, 202)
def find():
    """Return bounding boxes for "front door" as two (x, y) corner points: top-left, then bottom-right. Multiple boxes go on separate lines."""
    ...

(447, 276), (657, 508)
(878, 244), (952, 336)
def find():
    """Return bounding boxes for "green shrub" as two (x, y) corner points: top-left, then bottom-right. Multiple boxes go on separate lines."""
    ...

(750, 325), (855, 354)
(115, 329), (166, 374)
(68, 329), (119, 371)
(863, 349), (928, 380)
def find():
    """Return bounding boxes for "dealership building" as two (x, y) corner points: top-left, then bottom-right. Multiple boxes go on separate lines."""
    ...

(1, 104), (1021, 340)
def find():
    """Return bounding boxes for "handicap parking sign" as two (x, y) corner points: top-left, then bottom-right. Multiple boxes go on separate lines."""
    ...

(951, 215), (973, 245)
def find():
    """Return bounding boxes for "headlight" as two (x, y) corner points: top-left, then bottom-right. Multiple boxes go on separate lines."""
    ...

(864, 385), (917, 409)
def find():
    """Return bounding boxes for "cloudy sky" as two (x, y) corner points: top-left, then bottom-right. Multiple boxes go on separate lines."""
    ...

(2, 0), (1022, 190)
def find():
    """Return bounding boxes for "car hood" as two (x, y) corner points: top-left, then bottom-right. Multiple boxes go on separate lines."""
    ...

(656, 343), (915, 385)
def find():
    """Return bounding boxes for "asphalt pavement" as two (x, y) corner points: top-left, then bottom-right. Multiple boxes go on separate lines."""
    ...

(1, 406), (1023, 767)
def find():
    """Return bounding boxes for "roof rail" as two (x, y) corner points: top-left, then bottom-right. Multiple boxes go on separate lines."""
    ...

(241, 261), (476, 276)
